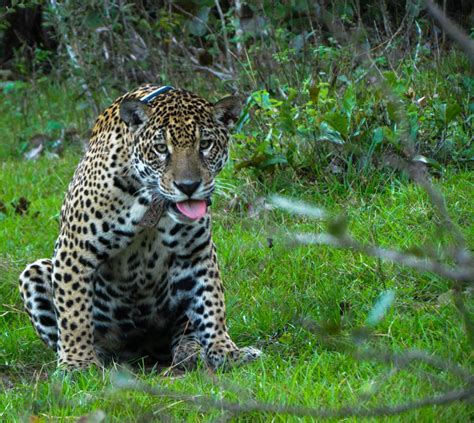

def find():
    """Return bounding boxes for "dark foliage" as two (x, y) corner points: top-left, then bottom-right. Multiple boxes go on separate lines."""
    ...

(0, 1), (472, 177)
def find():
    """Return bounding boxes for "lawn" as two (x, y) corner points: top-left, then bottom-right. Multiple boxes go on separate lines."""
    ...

(0, 148), (472, 420)
(1, 0), (473, 419)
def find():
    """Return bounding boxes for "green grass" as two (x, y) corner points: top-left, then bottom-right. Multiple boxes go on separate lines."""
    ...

(0, 67), (472, 421)
(0, 151), (472, 420)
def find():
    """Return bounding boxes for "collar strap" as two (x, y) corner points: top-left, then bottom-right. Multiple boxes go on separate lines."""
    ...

(140, 85), (174, 104)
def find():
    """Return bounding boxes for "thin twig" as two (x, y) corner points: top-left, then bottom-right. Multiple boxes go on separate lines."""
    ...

(291, 232), (473, 284)
(358, 349), (473, 382)
(234, 0), (244, 57)
(114, 375), (473, 419)
(215, 0), (234, 73)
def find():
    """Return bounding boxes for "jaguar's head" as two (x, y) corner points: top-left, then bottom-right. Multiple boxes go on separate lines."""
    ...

(119, 89), (240, 222)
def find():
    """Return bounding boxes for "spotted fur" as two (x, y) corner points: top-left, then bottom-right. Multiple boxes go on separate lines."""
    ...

(19, 85), (261, 370)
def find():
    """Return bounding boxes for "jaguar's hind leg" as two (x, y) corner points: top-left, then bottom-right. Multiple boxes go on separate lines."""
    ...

(19, 259), (58, 350)
(171, 319), (201, 370)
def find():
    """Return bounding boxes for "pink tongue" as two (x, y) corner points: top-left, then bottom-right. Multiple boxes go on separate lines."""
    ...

(176, 200), (207, 220)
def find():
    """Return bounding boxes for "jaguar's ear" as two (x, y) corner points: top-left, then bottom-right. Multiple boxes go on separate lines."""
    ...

(120, 99), (150, 132)
(213, 96), (241, 129)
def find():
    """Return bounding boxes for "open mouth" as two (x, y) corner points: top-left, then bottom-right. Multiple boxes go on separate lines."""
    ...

(172, 198), (211, 220)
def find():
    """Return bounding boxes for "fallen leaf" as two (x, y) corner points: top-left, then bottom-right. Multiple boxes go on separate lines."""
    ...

(416, 96), (427, 106)
(24, 143), (44, 161)
(24, 133), (49, 161)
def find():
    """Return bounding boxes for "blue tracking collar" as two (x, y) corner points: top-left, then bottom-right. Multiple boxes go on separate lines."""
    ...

(140, 85), (174, 104)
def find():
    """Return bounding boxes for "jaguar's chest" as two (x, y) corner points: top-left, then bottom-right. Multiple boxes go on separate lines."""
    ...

(93, 214), (211, 315)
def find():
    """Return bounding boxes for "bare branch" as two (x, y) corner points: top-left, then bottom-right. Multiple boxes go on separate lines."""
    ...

(291, 232), (473, 284)
(170, 37), (233, 81)
(113, 373), (473, 419)
(215, 0), (234, 73)
(357, 349), (474, 382)
(270, 196), (326, 219)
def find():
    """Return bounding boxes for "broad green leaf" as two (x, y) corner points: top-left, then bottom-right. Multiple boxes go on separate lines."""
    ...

(372, 127), (385, 145)
(251, 90), (272, 109)
(459, 146), (474, 161)
(383, 71), (406, 95)
(434, 102), (461, 125)
(445, 102), (462, 123)
(259, 154), (288, 168)
(318, 122), (344, 145)
(46, 120), (63, 133)
(412, 155), (443, 171)
(322, 112), (348, 138)
(342, 84), (356, 116)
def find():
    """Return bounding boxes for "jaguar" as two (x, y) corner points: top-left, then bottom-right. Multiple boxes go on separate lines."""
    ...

(18, 85), (261, 370)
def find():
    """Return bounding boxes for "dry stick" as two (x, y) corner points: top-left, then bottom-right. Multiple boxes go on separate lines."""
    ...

(372, 39), (474, 339)
(442, 0), (447, 46)
(170, 2), (234, 78)
(170, 2), (217, 39)
(169, 37), (233, 81)
(234, 0), (244, 57)
(214, 0), (235, 74)
(273, 8), (474, 409)
(380, 0), (393, 37)
(291, 233), (473, 284)
(189, 63), (233, 81)
(356, 25), (471, 260)
(114, 342), (474, 419)
(393, 99), (474, 352)
(366, 13), (407, 55)
(424, 0), (474, 67)
(117, 378), (473, 419)
(407, 164), (464, 239)
(357, 349), (473, 382)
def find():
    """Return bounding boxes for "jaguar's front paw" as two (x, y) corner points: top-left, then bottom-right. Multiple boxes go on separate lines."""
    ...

(204, 341), (262, 370)
(235, 346), (262, 364)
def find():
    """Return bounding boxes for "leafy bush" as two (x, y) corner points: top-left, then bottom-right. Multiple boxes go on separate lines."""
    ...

(234, 51), (472, 178)
(0, 1), (472, 177)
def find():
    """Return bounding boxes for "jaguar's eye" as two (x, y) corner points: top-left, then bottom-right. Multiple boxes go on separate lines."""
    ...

(200, 138), (213, 150)
(154, 144), (168, 155)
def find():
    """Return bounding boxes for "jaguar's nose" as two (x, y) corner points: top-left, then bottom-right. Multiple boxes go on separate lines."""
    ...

(174, 180), (202, 197)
